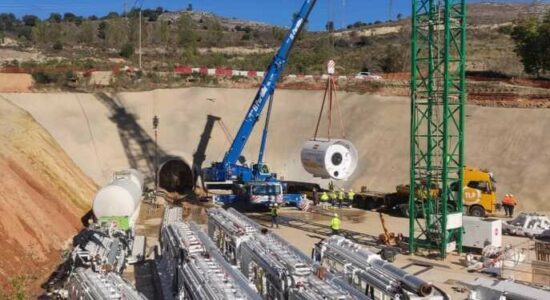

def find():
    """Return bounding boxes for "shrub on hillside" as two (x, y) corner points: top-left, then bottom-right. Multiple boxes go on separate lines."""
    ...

(32, 71), (52, 84)
(119, 43), (134, 58)
(52, 40), (63, 51)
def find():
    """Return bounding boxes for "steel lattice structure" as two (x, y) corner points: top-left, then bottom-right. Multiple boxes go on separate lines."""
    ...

(409, 0), (466, 257)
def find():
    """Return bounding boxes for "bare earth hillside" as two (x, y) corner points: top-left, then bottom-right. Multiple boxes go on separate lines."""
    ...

(0, 97), (96, 290)
(3, 88), (549, 213)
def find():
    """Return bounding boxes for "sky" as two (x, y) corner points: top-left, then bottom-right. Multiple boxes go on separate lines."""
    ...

(0, 0), (545, 31)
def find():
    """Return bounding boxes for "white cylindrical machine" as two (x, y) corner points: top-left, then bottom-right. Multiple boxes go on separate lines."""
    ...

(300, 138), (358, 180)
(92, 169), (144, 219)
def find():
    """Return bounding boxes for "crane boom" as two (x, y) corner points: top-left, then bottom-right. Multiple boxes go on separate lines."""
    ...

(204, 0), (317, 183)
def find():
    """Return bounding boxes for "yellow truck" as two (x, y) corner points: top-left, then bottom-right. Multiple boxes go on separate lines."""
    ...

(459, 166), (498, 217)
(353, 166), (497, 217)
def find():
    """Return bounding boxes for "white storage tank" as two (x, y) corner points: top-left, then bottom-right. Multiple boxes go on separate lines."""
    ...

(92, 169), (144, 219)
(300, 138), (358, 180)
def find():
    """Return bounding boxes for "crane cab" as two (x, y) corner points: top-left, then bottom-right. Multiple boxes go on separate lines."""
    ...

(246, 181), (283, 205)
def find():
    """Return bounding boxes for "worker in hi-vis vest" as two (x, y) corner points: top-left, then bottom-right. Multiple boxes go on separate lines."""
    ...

(320, 191), (329, 203)
(330, 213), (341, 235)
(270, 203), (279, 228)
(330, 190), (338, 205)
(502, 194), (518, 218)
(338, 190), (345, 208)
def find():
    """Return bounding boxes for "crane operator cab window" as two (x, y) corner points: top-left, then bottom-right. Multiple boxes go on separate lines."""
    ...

(253, 163), (271, 175)
(251, 184), (282, 196)
(467, 180), (494, 194)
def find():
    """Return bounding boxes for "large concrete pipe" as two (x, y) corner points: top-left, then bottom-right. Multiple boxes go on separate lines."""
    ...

(92, 169), (144, 220)
(158, 157), (194, 193)
(301, 138), (358, 180)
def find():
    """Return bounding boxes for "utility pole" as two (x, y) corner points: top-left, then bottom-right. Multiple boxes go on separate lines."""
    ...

(139, 8), (142, 70)
(153, 115), (159, 192)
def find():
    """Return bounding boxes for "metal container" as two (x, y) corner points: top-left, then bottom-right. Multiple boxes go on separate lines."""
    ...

(462, 216), (502, 249)
(300, 138), (358, 180)
(92, 169), (144, 219)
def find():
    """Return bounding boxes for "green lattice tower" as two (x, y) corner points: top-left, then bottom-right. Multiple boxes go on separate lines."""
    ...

(409, 0), (466, 258)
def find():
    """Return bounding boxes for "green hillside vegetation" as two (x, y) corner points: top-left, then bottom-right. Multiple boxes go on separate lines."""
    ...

(0, 3), (548, 77)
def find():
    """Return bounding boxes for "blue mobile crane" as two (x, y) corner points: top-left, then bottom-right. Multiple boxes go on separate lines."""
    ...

(203, 0), (318, 205)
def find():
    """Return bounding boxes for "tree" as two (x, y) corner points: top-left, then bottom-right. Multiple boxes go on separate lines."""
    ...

(177, 14), (197, 49)
(74, 16), (84, 26)
(88, 15), (98, 21)
(63, 12), (77, 22)
(205, 19), (223, 46)
(0, 13), (17, 31)
(48, 13), (62, 23)
(377, 44), (404, 73)
(103, 12), (119, 20)
(78, 21), (95, 43)
(397, 13), (403, 21)
(31, 21), (48, 43)
(355, 36), (370, 47)
(119, 42), (134, 58)
(510, 12), (550, 77)
(186, 3), (193, 12)
(16, 27), (32, 40)
(159, 20), (170, 46)
(97, 21), (107, 40)
(52, 40), (63, 50)
(127, 9), (141, 19)
(325, 21), (335, 32)
(271, 27), (285, 41)
(352, 21), (365, 28)
(22, 15), (39, 27)
(105, 18), (128, 48)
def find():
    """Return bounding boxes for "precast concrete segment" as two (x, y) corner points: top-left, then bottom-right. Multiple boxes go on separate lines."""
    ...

(301, 138), (358, 180)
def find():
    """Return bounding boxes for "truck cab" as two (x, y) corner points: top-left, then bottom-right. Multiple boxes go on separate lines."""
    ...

(460, 166), (497, 217)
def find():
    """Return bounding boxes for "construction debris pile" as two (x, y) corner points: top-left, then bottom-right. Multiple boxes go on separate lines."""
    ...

(465, 245), (526, 275)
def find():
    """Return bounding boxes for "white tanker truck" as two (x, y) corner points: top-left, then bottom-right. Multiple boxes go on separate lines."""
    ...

(92, 169), (144, 230)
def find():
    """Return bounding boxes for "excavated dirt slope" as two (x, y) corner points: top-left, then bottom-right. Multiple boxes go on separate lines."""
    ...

(3, 88), (550, 212)
(0, 96), (96, 290)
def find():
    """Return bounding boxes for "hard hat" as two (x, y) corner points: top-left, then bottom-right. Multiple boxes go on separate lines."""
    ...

(505, 194), (510, 197)
(334, 213), (338, 217)
(350, 189), (354, 192)
(510, 194), (514, 197)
